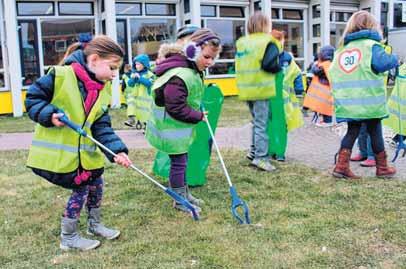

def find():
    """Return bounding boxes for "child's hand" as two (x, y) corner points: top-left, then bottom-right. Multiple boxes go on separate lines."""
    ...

(201, 111), (209, 122)
(51, 113), (65, 127)
(114, 152), (132, 168)
(131, 73), (140, 79)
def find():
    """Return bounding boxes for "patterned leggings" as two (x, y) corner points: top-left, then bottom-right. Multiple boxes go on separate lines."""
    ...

(63, 177), (103, 219)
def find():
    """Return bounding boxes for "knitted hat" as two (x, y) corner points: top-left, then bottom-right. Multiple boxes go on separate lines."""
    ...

(319, 45), (335, 61)
(176, 24), (200, 40)
(133, 54), (150, 70)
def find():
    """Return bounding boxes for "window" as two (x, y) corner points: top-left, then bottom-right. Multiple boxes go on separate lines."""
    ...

(116, 2), (141, 16)
(145, 4), (176, 16)
(206, 20), (244, 60)
(394, 3), (406, 28)
(58, 2), (93, 16)
(201, 5), (216, 17)
(116, 19), (129, 65)
(336, 12), (352, 22)
(272, 8), (279, 19)
(41, 19), (95, 66)
(313, 24), (321, 38)
(219, 6), (244, 18)
(381, 2), (388, 27)
(283, 9), (303, 20)
(18, 20), (40, 86)
(273, 23), (304, 59)
(330, 23), (346, 49)
(312, 5), (320, 18)
(254, 1), (261, 11)
(17, 2), (54, 16)
(184, 0), (190, 13)
(130, 19), (176, 60)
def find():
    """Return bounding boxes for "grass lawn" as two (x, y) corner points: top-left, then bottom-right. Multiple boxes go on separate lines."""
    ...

(1, 149), (406, 268)
(0, 96), (250, 133)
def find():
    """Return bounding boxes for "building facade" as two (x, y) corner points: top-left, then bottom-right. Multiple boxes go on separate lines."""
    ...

(1, 0), (405, 116)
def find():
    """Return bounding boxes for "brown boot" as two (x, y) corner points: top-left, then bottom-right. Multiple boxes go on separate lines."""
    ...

(375, 151), (396, 178)
(332, 149), (360, 179)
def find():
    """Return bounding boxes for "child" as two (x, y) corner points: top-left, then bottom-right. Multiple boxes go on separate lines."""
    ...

(303, 45), (335, 127)
(329, 11), (399, 179)
(121, 63), (132, 105)
(145, 28), (221, 214)
(235, 12), (282, 172)
(25, 35), (132, 251)
(126, 54), (154, 130)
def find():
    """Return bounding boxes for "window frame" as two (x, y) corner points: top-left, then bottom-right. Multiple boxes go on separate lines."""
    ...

(115, 2), (142, 16)
(145, 3), (176, 16)
(0, 1), (7, 91)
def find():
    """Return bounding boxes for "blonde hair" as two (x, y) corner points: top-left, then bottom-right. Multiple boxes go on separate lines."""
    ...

(247, 12), (271, 34)
(340, 11), (382, 45)
(271, 29), (285, 42)
(60, 35), (124, 65)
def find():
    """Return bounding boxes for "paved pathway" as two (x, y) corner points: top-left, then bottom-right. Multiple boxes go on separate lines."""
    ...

(1, 118), (404, 178)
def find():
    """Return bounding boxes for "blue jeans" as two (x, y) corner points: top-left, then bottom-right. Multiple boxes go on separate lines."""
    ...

(357, 123), (374, 159)
(247, 100), (270, 159)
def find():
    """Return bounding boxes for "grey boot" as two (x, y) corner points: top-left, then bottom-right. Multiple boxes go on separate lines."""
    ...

(172, 186), (201, 214)
(60, 217), (100, 251)
(186, 186), (204, 206)
(87, 208), (120, 240)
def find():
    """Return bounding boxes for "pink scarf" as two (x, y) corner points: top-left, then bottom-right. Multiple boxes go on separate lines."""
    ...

(70, 62), (104, 115)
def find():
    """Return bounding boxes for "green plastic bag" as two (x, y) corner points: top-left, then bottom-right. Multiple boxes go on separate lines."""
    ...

(152, 84), (224, 186)
(268, 72), (287, 158)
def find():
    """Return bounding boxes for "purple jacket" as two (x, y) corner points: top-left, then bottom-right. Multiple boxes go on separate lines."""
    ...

(154, 53), (204, 124)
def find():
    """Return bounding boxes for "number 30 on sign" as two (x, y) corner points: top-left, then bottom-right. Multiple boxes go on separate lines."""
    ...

(338, 48), (362, 73)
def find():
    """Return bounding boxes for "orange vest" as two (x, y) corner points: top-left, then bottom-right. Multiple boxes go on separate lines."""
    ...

(303, 61), (334, 116)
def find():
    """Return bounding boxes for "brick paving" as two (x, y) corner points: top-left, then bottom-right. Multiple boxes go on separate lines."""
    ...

(1, 117), (404, 179)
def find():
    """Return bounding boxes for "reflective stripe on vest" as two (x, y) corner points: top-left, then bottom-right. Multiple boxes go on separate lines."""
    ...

(27, 65), (111, 173)
(236, 33), (282, 100)
(146, 67), (203, 154)
(329, 38), (388, 119)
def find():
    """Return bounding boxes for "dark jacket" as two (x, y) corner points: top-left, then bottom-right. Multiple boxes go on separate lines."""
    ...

(261, 42), (281, 73)
(153, 53), (203, 124)
(25, 49), (128, 186)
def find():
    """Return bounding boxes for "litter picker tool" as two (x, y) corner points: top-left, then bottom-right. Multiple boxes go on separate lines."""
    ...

(57, 110), (199, 221)
(202, 107), (250, 224)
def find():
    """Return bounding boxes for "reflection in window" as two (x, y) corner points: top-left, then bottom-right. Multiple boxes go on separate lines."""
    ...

(18, 21), (40, 86)
(116, 2), (141, 15)
(283, 9), (303, 20)
(130, 19), (176, 60)
(312, 5), (320, 18)
(206, 20), (244, 60)
(273, 23), (304, 59)
(145, 4), (176, 16)
(208, 62), (235, 75)
(17, 2), (54, 16)
(219, 6), (244, 18)
(41, 19), (95, 66)
(201, 5), (216, 17)
(272, 8), (279, 19)
(58, 2), (93, 15)
(312, 24), (321, 38)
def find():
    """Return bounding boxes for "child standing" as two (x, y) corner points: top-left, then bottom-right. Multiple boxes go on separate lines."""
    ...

(126, 54), (154, 130)
(235, 12), (282, 172)
(303, 45), (335, 127)
(146, 28), (221, 214)
(25, 35), (132, 251)
(329, 11), (399, 179)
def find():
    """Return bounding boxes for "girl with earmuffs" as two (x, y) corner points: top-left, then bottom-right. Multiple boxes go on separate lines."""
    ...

(145, 28), (222, 215)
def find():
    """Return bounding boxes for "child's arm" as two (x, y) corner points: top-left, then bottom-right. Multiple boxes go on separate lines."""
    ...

(25, 69), (58, 127)
(371, 44), (399, 73)
(138, 75), (153, 88)
(163, 77), (203, 124)
(261, 42), (281, 73)
(294, 74), (304, 95)
(91, 112), (129, 163)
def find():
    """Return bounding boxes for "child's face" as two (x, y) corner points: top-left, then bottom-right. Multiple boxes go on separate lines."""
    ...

(195, 45), (219, 72)
(88, 54), (122, 82)
(135, 62), (145, 72)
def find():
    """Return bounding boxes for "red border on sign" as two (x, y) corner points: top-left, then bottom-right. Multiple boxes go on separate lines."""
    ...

(338, 48), (362, 74)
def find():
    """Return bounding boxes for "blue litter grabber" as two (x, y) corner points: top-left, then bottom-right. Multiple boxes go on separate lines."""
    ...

(202, 108), (251, 224)
(57, 111), (200, 221)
